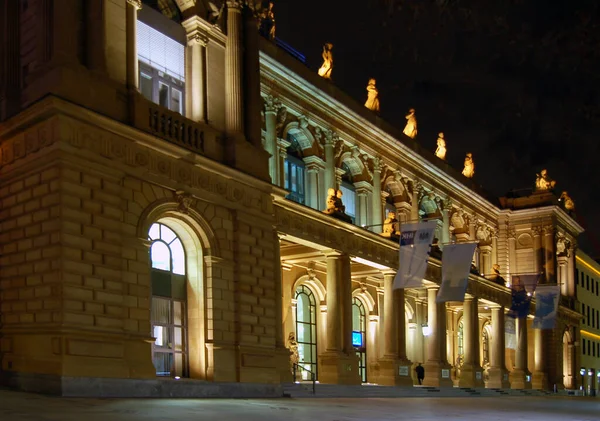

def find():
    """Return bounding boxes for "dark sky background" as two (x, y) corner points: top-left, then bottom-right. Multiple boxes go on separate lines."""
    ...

(272, 0), (600, 257)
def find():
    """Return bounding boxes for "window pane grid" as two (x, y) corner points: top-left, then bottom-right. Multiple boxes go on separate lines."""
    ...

(295, 286), (317, 380)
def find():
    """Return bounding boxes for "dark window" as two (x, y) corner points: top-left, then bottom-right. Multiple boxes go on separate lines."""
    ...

(597, 310), (599, 328)
(594, 343), (596, 358)
(576, 269), (579, 285)
(597, 281), (599, 296)
(593, 280), (596, 294)
(588, 340), (591, 356)
(139, 63), (185, 114)
(583, 338), (586, 355)
(588, 306), (590, 326)
(593, 309), (596, 328)
(587, 275), (590, 290)
(352, 297), (367, 383)
(284, 154), (306, 205)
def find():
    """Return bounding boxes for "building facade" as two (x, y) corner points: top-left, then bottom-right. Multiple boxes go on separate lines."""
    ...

(576, 250), (600, 394)
(0, 0), (582, 394)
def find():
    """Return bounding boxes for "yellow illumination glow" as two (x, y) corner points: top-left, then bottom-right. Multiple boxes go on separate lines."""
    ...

(580, 330), (600, 341)
(576, 256), (600, 277)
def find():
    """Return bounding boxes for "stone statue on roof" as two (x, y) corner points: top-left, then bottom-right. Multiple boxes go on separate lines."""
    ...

(364, 78), (380, 112)
(403, 108), (417, 139)
(317, 43), (333, 79)
(258, 1), (276, 40)
(462, 153), (475, 178)
(435, 132), (446, 160)
(535, 169), (556, 191)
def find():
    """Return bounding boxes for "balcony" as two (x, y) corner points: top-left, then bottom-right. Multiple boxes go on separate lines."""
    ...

(131, 94), (223, 161)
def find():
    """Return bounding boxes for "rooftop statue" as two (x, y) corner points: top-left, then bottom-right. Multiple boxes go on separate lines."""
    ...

(258, 1), (276, 40)
(462, 153), (475, 178)
(559, 191), (575, 212)
(535, 169), (556, 191)
(317, 43), (333, 79)
(403, 108), (417, 139)
(435, 132), (446, 160)
(364, 78), (380, 112)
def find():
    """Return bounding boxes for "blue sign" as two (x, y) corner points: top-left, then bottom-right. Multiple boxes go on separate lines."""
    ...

(352, 331), (363, 347)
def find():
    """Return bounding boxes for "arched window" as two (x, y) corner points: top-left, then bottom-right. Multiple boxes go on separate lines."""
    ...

(352, 297), (367, 382)
(457, 319), (464, 366)
(149, 222), (188, 377)
(295, 285), (317, 380)
(482, 326), (490, 366)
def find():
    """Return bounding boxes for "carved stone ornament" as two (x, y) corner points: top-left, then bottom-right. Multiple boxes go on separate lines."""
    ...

(174, 190), (194, 214)
(126, 0), (142, 10)
(556, 234), (571, 257)
(364, 78), (380, 112)
(323, 188), (352, 223)
(559, 191), (575, 212)
(380, 211), (400, 239)
(462, 153), (475, 178)
(403, 108), (417, 139)
(419, 190), (441, 218)
(450, 208), (469, 234)
(435, 132), (447, 160)
(475, 224), (492, 245)
(317, 43), (333, 79)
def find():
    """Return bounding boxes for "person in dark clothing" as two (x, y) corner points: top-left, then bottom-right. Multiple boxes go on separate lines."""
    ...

(415, 363), (425, 385)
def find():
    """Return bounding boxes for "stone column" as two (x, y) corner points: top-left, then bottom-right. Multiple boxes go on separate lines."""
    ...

(510, 317), (531, 389)
(277, 138), (290, 189)
(567, 245), (576, 297)
(324, 131), (336, 191)
(508, 229), (517, 281)
(479, 245), (492, 276)
(441, 198), (451, 246)
(183, 19), (208, 122)
(491, 230), (498, 267)
(304, 161), (320, 210)
(530, 227), (541, 275)
(126, 0), (141, 91)
(558, 256), (569, 296)
(378, 271), (413, 386)
(371, 157), (383, 233)
(415, 299), (425, 364)
(532, 328), (548, 390)
(543, 226), (555, 284)
(319, 251), (360, 385)
(487, 306), (509, 388)
(459, 295), (483, 387)
(225, 1), (244, 138)
(264, 97), (279, 185)
(410, 181), (421, 222)
(355, 182), (371, 228)
(423, 287), (452, 387)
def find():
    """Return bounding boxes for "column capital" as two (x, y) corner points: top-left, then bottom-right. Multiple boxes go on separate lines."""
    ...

(322, 249), (346, 258)
(126, 0), (142, 10)
(372, 156), (383, 173)
(226, 0), (243, 11)
(303, 155), (326, 171)
(324, 130), (337, 147)
(354, 180), (372, 195)
(543, 225), (555, 235)
(187, 32), (209, 47)
(264, 94), (282, 114)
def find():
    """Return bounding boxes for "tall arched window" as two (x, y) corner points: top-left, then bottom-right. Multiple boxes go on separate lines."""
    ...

(340, 162), (356, 223)
(284, 136), (306, 205)
(457, 319), (464, 366)
(295, 285), (317, 379)
(149, 222), (188, 377)
(352, 297), (367, 382)
(482, 326), (490, 366)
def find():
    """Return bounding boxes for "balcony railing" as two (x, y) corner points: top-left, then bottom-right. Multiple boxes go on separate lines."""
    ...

(132, 94), (222, 161)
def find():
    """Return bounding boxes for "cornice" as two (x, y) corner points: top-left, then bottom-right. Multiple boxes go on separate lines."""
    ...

(499, 205), (584, 236)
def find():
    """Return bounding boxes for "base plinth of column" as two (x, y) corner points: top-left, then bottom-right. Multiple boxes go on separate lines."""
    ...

(486, 367), (510, 389)
(458, 364), (484, 388)
(376, 358), (414, 386)
(531, 371), (549, 390)
(422, 361), (453, 388)
(509, 369), (532, 389)
(318, 352), (361, 385)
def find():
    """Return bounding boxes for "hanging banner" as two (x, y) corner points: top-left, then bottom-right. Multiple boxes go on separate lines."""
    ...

(533, 285), (560, 329)
(507, 274), (539, 319)
(393, 221), (437, 289)
(505, 317), (517, 350)
(436, 242), (478, 303)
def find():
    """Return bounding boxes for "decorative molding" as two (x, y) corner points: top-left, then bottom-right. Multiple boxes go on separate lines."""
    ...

(174, 190), (195, 214)
(126, 0), (142, 10)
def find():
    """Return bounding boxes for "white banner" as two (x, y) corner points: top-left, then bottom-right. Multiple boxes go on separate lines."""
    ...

(393, 221), (437, 289)
(505, 318), (517, 350)
(533, 285), (560, 329)
(437, 242), (478, 303)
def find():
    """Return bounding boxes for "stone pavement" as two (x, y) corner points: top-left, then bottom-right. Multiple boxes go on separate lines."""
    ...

(0, 389), (598, 421)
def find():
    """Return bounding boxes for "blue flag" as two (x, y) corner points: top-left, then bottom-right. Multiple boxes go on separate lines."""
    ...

(507, 274), (539, 319)
(533, 285), (560, 329)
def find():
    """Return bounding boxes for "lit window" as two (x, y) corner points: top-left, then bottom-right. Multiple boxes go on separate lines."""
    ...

(284, 155), (305, 205)
(340, 182), (356, 222)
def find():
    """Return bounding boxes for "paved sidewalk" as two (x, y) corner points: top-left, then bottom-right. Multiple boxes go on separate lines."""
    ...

(1, 389), (599, 421)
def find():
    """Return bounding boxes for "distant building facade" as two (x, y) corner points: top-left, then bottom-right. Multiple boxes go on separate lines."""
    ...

(0, 0), (582, 395)
(576, 250), (600, 394)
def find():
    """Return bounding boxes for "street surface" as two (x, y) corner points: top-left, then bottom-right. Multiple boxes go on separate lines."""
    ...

(0, 389), (598, 421)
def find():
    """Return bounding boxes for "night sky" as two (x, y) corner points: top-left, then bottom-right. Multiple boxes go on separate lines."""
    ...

(273, 0), (600, 256)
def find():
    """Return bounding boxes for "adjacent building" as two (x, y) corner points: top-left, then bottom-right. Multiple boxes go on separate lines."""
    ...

(0, 0), (583, 395)
(576, 250), (600, 394)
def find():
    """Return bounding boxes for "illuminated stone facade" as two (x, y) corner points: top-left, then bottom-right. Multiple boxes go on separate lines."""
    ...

(0, 1), (582, 394)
